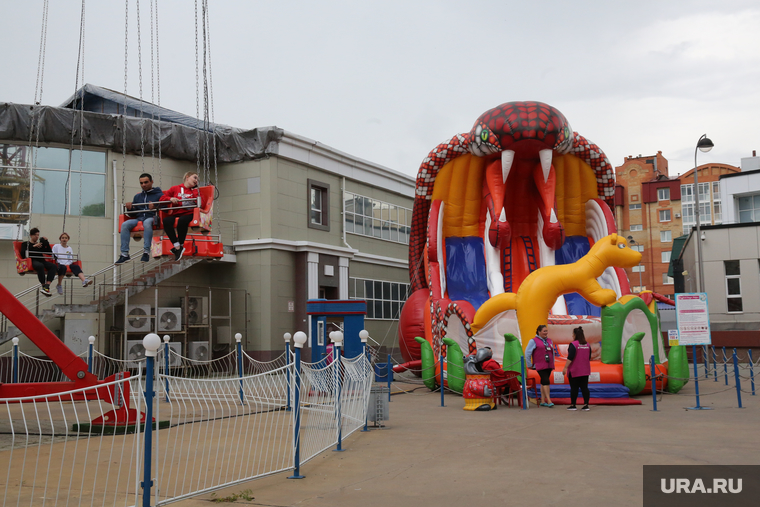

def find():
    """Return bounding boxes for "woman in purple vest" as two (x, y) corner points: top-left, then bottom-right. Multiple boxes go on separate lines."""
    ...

(525, 324), (555, 407)
(562, 327), (592, 411)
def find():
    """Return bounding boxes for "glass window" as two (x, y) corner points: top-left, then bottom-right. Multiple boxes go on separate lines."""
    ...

(662, 273), (674, 284)
(660, 230), (671, 242)
(343, 191), (412, 244)
(351, 277), (410, 320)
(738, 195), (760, 223)
(630, 244), (644, 252)
(725, 260), (742, 313)
(657, 188), (670, 201)
(630, 224), (643, 231)
(629, 203), (641, 210)
(308, 180), (329, 231)
(632, 265), (645, 272)
(661, 251), (671, 263)
(659, 209), (671, 222)
(712, 182), (720, 201)
(681, 184), (693, 203)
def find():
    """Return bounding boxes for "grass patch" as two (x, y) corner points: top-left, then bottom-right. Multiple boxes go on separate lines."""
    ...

(210, 489), (254, 503)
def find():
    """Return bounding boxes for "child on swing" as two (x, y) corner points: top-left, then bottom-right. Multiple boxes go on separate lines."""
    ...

(53, 232), (92, 294)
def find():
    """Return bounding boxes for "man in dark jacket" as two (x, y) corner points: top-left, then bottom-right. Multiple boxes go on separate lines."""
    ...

(117, 173), (163, 264)
(20, 227), (56, 296)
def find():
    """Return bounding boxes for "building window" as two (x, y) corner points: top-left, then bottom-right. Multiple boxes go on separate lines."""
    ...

(712, 182), (722, 224)
(344, 191), (412, 244)
(662, 273), (674, 285)
(1, 144), (107, 217)
(660, 230), (672, 242)
(630, 224), (643, 231)
(657, 188), (670, 201)
(308, 179), (330, 231)
(629, 203), (641, 210)
(350, 277), (410, 320)
(661, 251), (671, 263)
(725, 260), (742, 312)
(659, 209), (671, 222)
(630, 244), (644, 252)
(632, 265), (645, 272)
(738, 195), (760, 223)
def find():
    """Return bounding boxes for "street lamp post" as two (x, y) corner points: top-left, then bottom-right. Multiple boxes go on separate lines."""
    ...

(627, 236), (643, 292)
(693, 134), (714, 293)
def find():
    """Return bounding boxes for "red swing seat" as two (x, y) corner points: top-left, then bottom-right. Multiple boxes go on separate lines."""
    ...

(14, 241), (84, 276)
(117, 185), (215, 239)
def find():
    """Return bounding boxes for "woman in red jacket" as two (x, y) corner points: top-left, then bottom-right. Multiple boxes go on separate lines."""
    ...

(160, 171), (205, 261)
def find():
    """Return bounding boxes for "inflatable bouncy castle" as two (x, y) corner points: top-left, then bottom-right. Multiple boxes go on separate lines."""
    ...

(398, 101), (687, 399)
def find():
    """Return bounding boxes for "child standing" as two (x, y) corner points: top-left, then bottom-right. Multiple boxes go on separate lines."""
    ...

(53, 232), (92, 294)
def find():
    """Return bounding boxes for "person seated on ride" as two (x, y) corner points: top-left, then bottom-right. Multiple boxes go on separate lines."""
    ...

(159, 171), (205, 261)
(20, 227), (56, 296)
(116, 172), (163, 264)
(52, 232), (92, 294)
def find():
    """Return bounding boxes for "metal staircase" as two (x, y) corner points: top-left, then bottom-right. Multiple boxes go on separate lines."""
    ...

(0, 248), (220, 346)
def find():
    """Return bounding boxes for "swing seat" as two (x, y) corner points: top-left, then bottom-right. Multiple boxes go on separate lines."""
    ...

(150, 234), (224, 259)
(117, 213), (163, 240)
(159, 185), (215, 235)
(13, 241), (84, 276)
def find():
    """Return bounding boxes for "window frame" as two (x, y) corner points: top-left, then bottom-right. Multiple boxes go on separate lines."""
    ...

(725, 260), (743, 313)
(343, 191), (412, 245)
(629, 203), (642, 210)
(349, 276), (410, 320)
(308, 179), (330, 231)
(659, 209), (671, 222)
(661, 251), (671, 263)
(630, 224), (643, 232)
(660, 230), (672, 243)
(632, 265), (645, 273)
(657, 187), (670, 201)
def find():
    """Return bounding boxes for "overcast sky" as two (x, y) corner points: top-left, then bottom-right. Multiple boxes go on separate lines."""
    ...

(4, 0), (760, 180)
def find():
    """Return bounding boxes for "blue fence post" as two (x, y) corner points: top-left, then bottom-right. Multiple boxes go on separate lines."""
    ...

(520, 356), (528, 410)
(288, 331), (306, 479)
(162, 336), (171, 402)
(87, 336), (95, 374)
(733, 349), (743, 409)
(687, 344), (711, 410)
(749, 349), (755, 396)
(703, 345), (708, 379)
(284, 333), (292, 411)
(359, 330), (370, 432)
(387, 354), (392, 402)
(712, 346), (717, 382)
(141, 333), (160, 507)
(333, 332), (345, 452)
(235, 333), (244, 405)
(439, 347), (445, 408)
(723, 347), (729, 386)
(11, 337), (19, 384)
(650, 355), (658, 412)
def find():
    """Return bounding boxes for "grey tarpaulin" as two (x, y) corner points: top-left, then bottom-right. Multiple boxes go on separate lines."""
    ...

(0, 101), (283, 164)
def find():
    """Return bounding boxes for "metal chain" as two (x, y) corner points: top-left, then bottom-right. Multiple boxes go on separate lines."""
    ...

(122, 0), (129, 206)
(155, 0), (162, 188)
(201, 0), (210, 185)
(204, 0), (218, 193)
(149, 0), (156, 173)
(28, 0), (50, 228)
(136, 0), (145, 175)
(194, 0), (200, 177)
(77, 0), (86, 250)
(64, 0), (87, 233)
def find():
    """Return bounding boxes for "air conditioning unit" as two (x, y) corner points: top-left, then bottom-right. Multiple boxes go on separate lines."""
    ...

(181, 297), (209, 326)
(215, 326), (231, 345)
(157, 307), (182, 332)
(675, 213), (681, 218)
(156, 341), (182, 367)
(126, 339), (147, 368)
(188, 341), (210, 361)
(126, 304), (153, 333)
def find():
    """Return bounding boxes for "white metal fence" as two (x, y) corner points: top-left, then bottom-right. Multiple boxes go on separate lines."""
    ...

(0, 344), (373, 506)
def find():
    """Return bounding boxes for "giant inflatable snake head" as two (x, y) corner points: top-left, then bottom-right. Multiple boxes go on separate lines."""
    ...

(468, 102), (574, 157)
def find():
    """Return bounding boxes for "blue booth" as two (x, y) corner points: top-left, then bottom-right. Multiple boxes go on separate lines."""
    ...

(307, 299), (367, 360)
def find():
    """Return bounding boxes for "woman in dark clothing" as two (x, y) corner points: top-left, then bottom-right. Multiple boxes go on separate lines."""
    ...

(20, 227), (56, 296)
(562, 326), (592, 411)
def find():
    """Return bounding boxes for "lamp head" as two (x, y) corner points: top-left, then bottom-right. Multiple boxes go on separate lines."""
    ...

(331, 331), (344, 345)
(293, 331), (307, 349)
(697, 135), (714, 153)
(283, 332), (292, 343)
(359, 330), (369, 343)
